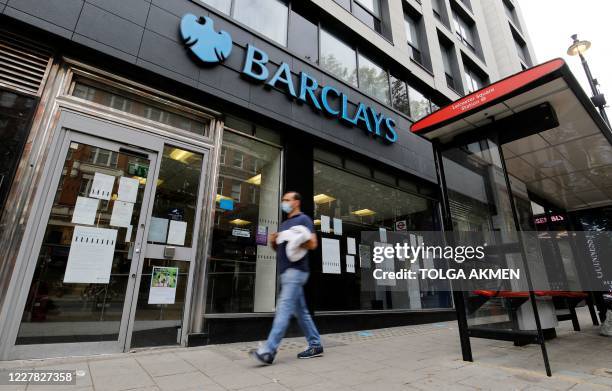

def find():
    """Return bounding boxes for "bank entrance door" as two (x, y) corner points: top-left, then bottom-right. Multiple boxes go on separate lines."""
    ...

(11, 111), (208, 359)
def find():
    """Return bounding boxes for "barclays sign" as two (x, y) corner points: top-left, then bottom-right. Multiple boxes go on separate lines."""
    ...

(180, 14), (398, 143)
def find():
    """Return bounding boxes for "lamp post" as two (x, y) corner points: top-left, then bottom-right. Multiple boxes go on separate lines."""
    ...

(567, 34), (610, 127)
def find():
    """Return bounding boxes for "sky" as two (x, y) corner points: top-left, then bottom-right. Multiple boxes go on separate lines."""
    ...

(519, 0), (612, 101)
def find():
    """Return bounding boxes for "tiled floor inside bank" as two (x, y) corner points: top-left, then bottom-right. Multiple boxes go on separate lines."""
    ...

(1, 308), (612, 390)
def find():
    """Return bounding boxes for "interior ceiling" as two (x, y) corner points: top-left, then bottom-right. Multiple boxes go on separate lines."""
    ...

(428, 77), (612, 211)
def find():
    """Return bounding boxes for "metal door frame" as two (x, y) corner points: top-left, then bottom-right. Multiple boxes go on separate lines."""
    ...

(6, 110), (163, 359)
(123, 138), (210, 351)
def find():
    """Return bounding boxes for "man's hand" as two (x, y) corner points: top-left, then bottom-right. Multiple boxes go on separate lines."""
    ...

(300, 233), (318, 250)
(269, 232), (278, 250)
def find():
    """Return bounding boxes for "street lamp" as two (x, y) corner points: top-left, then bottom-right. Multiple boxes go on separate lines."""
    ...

(567, 34), (610, 127)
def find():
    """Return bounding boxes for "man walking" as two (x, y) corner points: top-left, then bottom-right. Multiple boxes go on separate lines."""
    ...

(250, 191), (323, 365)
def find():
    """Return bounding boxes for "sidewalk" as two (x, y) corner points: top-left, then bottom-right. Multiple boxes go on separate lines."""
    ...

(2, 308), (612, 390)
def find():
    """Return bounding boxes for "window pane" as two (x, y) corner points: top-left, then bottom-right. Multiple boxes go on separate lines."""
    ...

(288, 8), (318, 62)
(72, 80), (209, 137)
(353, 3), (382, 33)
(233, 0), (288, 46)
(355, 0), (380, 15)
(320, 29), (358, 87)
(357, 54), (390, 104)
(313, 162), (446, 311)
(390, 76), (410, 116)
(207, 131), (282, 313)
(199, 0), (231, 14)
(404, 14), (419, 49)
(408, 85), (431, 120)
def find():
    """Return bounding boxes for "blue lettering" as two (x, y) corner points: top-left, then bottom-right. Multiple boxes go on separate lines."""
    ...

(298, 72), (321, 110)
(341, 93), (354, 124)
(369, 107), (385, 137)
(321, 86), (340, 116)
(384, 118), (398, 143)
(267, 62), (296, 97)
(352, 103), (373, 133)
(242, 44), (269, 81)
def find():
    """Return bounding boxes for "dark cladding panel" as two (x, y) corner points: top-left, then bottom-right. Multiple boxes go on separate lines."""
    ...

(76, 3), (144, 56)
(73, 33), (137, 64)
(7, 0), (83, 30)
(139, 29), (200, 80)
(146, 5), (181, 43)
(288, 8), (318, 64)
(86, 0), (150, 27)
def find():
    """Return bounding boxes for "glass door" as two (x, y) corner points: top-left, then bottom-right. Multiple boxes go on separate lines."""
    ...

(13, 113), (160, 358)
(128, 145), (207, 348)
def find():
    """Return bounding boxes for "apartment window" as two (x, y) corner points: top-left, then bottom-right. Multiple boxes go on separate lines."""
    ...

(432, 0), (443, 19)
(219, 146), (227, 165)
(503, 0), (521, 30)
(458, 0), (471, 11)
(320, 29), (358, 87)
(390, 76), (435, 120)
(232, 150), (244, 168)
(453, 12), (476, 52)
(440, 41), (457, 91)
(358, 54), (390, 105)
(464, 64), (484, 93)
(404, 14), (423, 65)
(231, 183), (241, 202)
(512, 30), (530, 66)
(354, 0), (383, 32)
(199, 0), (288, 46)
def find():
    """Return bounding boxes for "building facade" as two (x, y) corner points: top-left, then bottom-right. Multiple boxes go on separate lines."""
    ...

(0, 0), (538, 360)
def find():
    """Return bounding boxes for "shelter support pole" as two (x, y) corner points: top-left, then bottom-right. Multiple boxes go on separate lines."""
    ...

(433, 142), (473, 362)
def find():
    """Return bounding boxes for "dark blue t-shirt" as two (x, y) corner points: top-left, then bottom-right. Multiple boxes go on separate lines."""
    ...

(277, 213), (314, 274)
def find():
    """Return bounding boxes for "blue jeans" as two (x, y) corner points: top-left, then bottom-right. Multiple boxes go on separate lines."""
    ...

(259, 268), (322, 354)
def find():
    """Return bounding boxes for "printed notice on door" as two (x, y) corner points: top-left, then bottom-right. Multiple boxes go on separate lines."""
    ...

(148, 266), (178, 304)
(64, 226), (118, 284)
(89, 173), (115, 200)
(321, 238), (341, 274)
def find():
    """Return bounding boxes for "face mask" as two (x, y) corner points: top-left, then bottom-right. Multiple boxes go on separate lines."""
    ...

(281, 201), (293, 214)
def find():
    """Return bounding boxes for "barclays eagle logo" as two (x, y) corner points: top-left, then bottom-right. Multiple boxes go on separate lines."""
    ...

(180, 14), (232, 63)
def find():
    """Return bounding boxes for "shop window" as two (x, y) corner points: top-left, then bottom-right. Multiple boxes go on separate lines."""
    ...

(200, 0), (289, 46)
(357, 54), (390, 105)
(320, 29), (358, 87)
(207, 130), (282, 313)
(71, 79), (210, 137)
(312, 161), (447, 311)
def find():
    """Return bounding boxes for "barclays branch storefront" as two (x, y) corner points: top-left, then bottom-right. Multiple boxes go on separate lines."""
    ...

(0, 1), (453, 359)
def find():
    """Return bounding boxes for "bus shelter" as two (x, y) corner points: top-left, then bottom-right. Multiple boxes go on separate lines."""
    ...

(411, 58), (612, 376)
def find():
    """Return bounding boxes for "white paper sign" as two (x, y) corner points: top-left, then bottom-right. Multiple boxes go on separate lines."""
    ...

(375, 241), (395, 286)
(347, 237), (356, 255)
(148, 217), (169, 243)
(167, 220), (188, 245)
(148, 266), (178, 304)
(333, 218), (343, 236)
(379, 227), (387, 242)
(125, 225), (133, 242)
(321, 238), (341, 274)
(359, 244), (371, 269)
(346, 255), (355, 273)
(71, 196), (99, 225)
(89, 173), (115, 200)
(64, 226), (118, 283)
(110, 201), (134, 228)
(117, 177), (139, 203)
(320, 215), (331, 233)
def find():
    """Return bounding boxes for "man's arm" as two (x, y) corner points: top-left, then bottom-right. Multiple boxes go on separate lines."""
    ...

(269, 232), (279, 250)
(301, 233), (318, 250)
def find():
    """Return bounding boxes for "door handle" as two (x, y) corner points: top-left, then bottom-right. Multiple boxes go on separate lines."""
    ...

(134, 248), (140, 253)
(131, 273), (136, 279)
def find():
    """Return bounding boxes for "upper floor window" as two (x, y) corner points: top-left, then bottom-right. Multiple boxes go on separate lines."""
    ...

(320, 29), (358, 87)
(453, 12), (476, 52)
(358, 54), (390, 105)
(404, 14), (423, 65)
(463, 64), (485, 93)
(335, 0), (384, 35)
(390, 75), (436, 120)
(440, 40), (458, 92)
(503, 0), (521, 30)
(199, 0), (288, 46)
